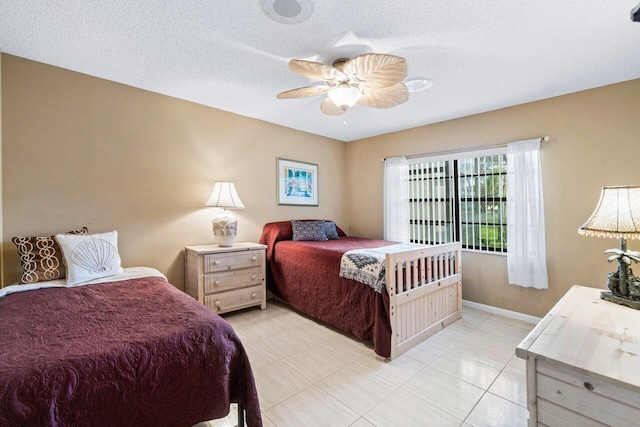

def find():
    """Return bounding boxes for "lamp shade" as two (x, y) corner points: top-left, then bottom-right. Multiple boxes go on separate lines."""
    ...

(205, 181), (245, 209)
(578, 185), (640, 239)
(327, 86), (360, 109)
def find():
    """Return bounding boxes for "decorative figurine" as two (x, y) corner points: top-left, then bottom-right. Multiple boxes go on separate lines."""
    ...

(602, 244), (640, 309)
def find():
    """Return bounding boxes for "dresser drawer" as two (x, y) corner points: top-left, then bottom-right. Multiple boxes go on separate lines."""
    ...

(204, 286), (264, 314)
(536, 360), (640, 426)
(204, 250), (264, 273)
(537, 399), (605, 427)
(203, 267), (263, 293)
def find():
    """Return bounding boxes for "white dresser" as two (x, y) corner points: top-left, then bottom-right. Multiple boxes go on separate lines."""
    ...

(516, 285), (640, 426)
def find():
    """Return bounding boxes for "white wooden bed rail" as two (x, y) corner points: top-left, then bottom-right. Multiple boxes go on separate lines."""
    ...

(386, 242), (462, 360)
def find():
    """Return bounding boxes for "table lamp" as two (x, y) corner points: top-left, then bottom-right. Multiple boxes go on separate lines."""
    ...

(579, 185), (640, 308)
(205, 181), (245, 247)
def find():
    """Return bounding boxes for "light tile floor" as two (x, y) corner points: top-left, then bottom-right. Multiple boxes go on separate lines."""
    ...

(202, 301), (534, 427)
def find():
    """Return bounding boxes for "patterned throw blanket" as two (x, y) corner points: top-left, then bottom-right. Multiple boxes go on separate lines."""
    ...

(340, 243), (426, 293)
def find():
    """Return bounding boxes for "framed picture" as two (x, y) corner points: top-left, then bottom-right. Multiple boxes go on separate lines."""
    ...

(277, 158), (318, 206)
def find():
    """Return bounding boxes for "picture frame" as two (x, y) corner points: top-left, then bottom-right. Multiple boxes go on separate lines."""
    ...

(277, 158), (318, 206)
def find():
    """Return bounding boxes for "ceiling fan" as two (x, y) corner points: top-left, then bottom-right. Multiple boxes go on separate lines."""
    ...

(277, 53), (427, 115)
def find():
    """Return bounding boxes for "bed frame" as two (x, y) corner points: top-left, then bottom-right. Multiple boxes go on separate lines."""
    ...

(385, 242), (462, 359)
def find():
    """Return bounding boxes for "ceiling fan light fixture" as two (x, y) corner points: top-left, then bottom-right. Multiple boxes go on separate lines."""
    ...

(327, 86), (361, 110)
(404, 77), (433, 93)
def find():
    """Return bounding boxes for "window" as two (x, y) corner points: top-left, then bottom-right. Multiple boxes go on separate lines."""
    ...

(408, 151), (508, 252)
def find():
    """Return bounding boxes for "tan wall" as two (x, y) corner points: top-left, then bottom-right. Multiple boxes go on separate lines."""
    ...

(0, 51), (3, 286)
(1, 54), (347, 288)
(3, 52), (640, 317)
(347, 79), (640, 317)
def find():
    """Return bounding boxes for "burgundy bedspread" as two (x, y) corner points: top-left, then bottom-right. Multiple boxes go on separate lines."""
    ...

(0, 276), (262, 427)
(260, 221), (396, 358)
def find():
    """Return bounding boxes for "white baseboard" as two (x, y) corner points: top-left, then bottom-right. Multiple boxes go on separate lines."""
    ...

(462, 299), (542, 325)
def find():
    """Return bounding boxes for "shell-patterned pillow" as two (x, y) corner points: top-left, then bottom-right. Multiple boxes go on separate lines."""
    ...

(55, 231), (123, 286)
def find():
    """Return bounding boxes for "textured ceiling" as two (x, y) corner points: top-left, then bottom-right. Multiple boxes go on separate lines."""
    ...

(1, 1), (639, 142)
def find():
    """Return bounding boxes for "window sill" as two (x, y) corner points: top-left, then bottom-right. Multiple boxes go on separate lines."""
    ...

(461, 248), (507, 257)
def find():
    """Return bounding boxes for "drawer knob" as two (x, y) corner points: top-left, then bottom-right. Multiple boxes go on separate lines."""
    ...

(584, 382), (594, 391)
(214, 260), (221, 265)
(214, 280), (221, 285)
(214, 300), (221, 307)
(251, 274), (257, 280)
(251, 256), (257, 261)
(251, 292), (257, 298)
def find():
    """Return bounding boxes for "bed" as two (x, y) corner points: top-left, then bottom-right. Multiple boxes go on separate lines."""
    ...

(0, 268), (262, 427)
(260, 221), (463, 360)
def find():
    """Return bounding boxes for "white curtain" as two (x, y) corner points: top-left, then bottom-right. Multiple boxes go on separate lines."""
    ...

(506, 139), (548, 289)
(384, 157), (410, 243)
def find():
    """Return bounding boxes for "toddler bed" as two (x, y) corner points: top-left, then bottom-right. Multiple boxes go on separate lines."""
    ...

(259, 221), (462, 359)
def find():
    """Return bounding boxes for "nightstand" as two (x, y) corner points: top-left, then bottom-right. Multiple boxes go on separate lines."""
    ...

(184, 242), (267, 314)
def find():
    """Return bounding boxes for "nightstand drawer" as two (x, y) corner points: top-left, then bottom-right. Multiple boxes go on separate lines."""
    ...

(203, 267), (263, 293)
(204, 250), (264, 273)
(204, 286), (264, 314)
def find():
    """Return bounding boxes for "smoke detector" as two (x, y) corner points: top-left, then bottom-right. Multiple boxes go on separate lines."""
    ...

(260, 0), (314, 24)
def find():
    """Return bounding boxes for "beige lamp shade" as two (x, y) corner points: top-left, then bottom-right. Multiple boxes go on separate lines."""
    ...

(578, 185), (640, 239)
(205, 181), (245, 247)
(205, 181), (245, 209)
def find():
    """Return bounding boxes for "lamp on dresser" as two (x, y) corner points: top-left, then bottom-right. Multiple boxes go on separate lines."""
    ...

(579, 185), (640, 308)
(205, 181), (245, 247)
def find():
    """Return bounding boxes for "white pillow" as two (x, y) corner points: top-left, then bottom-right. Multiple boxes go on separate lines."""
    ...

(56, 231), (123, 286)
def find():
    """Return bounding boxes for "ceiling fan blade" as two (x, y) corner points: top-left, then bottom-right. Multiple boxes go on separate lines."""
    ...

(320, 98), (347, 115)
(289, 59), (347, 82)
(358, 83), (409, 109)
(277, 85), (330, 99)
(343, 54), (407, 88)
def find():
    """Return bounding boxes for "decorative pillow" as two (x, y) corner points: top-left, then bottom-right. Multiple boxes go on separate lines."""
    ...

(324, 221), (341, 240)
(12, 227), (89, 284)
(56, 231), (123, 286)
(291, 220), (328, 242)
